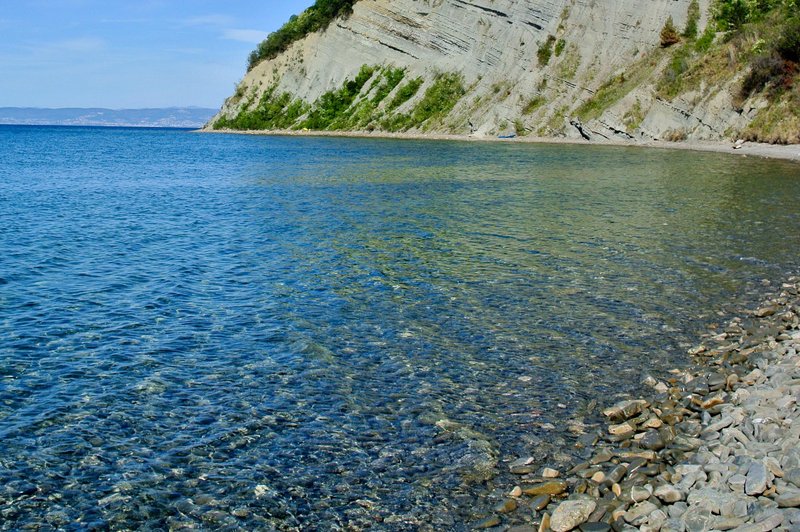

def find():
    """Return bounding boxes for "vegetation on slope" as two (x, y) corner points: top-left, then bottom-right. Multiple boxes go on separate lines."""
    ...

(247, 0), (359, 71)
(571, 0), (799, 142)
(214, 66), (466, 134)
(660, 0), (799, 142)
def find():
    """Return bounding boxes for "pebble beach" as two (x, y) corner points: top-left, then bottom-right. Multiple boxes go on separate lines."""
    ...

(477, 279), (800, 531)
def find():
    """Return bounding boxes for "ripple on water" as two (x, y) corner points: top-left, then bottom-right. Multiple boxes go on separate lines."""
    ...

(1, 126), (799, 529)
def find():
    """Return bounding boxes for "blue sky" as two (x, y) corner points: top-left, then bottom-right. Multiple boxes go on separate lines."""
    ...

(0, 1), (313, 109)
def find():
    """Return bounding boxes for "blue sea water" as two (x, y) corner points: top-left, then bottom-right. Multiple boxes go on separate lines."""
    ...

(1, 125), (799, 530)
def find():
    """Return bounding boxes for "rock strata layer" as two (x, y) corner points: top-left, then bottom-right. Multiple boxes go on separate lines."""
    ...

(480, 277), (800, 531)
(207, 0), (777, 143)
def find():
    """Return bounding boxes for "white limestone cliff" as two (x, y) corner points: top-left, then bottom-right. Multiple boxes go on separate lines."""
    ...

(208, 0), (759, 142)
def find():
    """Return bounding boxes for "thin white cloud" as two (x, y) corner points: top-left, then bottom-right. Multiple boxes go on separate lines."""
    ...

(185, 14), (235, 27)
(57, 37), (106, 53)
(222, 29), (268, 44)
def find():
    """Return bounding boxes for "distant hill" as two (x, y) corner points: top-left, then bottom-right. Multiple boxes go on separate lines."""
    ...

(0, 107), (217, 128)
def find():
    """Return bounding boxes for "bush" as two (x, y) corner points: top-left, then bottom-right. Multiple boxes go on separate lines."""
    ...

(776, 16), (800, 62)
(371, 68), (405, 105)
(299, 65), (375, 129)
(537, 35), (557, 66)
(661, 16), (681, 47)
(247, 0), (357, 71)
(386, 78), (423, 111)
(695, 25), (717, 51)
(555, 38), (567, 57)
(684, 0), (701, 38)
(713, 0), (784, 31)
(741, 54), (788, 96)
(407, 73), (465, 126)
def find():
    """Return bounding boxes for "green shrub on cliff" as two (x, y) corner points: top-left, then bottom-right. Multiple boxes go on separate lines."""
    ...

(407, 72), (466, 128)
(684, 0), (701, 38)
(300, 65), (376, 129)
(537, 35), (557, 66)
(713, 0), (796, 31)
(247, 0), (358, 71)
(660, 17), (681, 47)
(386, 77), (423, 111)
(371, 68), (406, 105)
(214, 86), (308, 130)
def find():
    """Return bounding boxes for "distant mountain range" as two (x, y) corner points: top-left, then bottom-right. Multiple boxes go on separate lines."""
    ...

(0, 107), (218, 128)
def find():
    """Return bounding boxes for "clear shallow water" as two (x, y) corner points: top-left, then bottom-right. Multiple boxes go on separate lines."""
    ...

(1, 125), (799, 530)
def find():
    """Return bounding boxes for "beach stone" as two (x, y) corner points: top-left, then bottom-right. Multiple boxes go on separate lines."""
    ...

(704, 415), (734, 434)
(654, 484), (683, 503)
(542, 467), (560, 478)
(648, 508), (667, 530)
(590, 471), (605, 483)
(783, 449), (800, 471)
(627, 457), (648, 476)
(509, 486), (522, 497)
(630, 486), (651, 503)
(668, 502), (688, 518)
(746, 462), (769, 496)
(776, 490), (800, 507)
(473, 515), (501, 529)
(712, 516), (746, 530)
(511, 464), (538, 475)
(522, 480), (567, 496)
(642, 417), (662, 429)
(508, 527), (537, 532)
(605, 465), (627, 485)
(550, 500), (596, 532)
(603, 400), (649, 422)
(682, 507), (713, 532)
(494, 498), (518, 514)
(733, 500), (749, 519)
(618, 450), (657, 461)
(701, 395), (725, 409)
(539, 512), (550, 532)
(640, 430), (666, 451)
(784, 508), (800, 524)
(754, 511), (784, 531)
(578, 523), (610, 532)
(686, 488), (741, 516)
(729, 473), (747, 493)
(608, 422), (635, 436)
(623, 501), (657, 526)
(509, 456), (535, 468)
(755, 306), (777, 318)
(785, 468), (800, 488)
(530, 494), (550, 512)
(591, 449), (614, 465)
(763, 457), (783, 478)
(685, 378), (709, 395)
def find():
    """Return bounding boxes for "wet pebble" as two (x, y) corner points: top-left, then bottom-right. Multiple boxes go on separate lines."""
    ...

(550, 499), (596, 532)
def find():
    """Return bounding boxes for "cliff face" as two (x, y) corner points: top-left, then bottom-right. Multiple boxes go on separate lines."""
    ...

(208, 0), (765, 142)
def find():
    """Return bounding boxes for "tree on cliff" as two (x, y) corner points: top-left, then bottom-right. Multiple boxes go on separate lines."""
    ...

(247, 0), (358, 71)
(660, 16), (681, 47)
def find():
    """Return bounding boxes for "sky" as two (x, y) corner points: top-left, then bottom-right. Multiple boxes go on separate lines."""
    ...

(0, 1), (314, 109)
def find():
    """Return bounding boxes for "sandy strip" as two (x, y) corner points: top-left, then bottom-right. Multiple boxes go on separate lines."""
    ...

(200, 128), (800, 163)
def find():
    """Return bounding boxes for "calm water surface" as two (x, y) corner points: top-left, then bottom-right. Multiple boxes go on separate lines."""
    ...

(1, 126), (799, 530)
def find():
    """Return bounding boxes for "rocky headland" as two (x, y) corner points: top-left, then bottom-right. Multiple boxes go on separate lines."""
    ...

(475, 279), (800, 531)
(206, 0), (799, 146)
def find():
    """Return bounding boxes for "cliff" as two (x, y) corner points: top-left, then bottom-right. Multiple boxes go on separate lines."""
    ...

(206, 0), (799, 144)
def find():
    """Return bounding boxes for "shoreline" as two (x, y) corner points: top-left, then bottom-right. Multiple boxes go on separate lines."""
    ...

(476, 278), (800, 531)
(200, 128), (800, 163)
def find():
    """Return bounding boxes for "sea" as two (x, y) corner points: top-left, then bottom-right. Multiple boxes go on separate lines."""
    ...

(1, 125), (799, 530)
